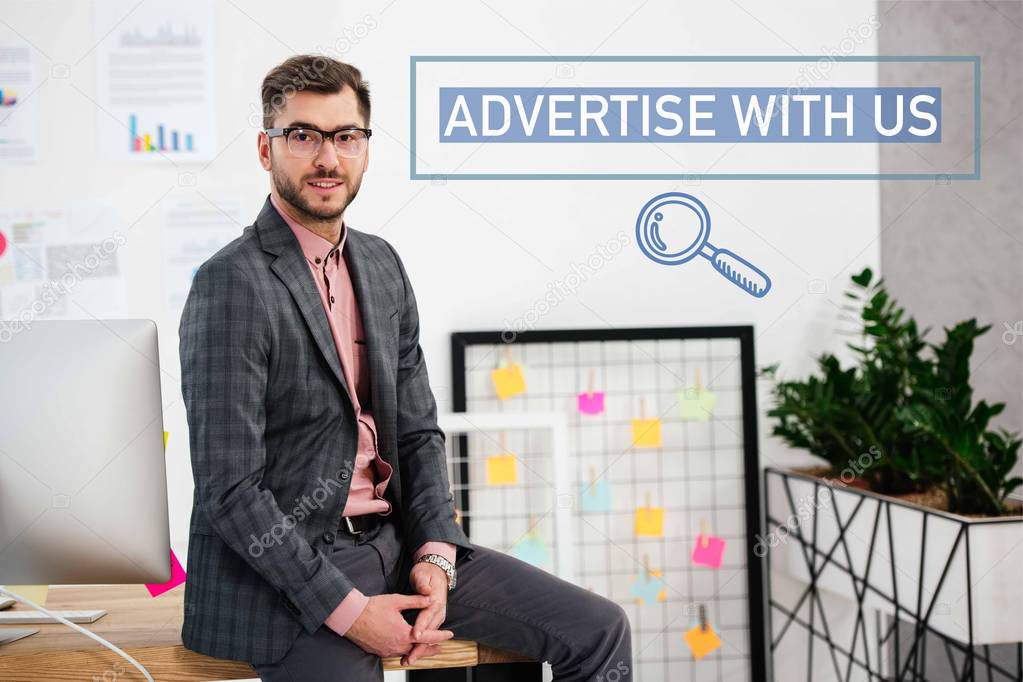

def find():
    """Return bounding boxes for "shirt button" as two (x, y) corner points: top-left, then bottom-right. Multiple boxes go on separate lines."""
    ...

(315, 257), (321, 264)
(322, 531), (335, 544)
(330, 295), (335, 304)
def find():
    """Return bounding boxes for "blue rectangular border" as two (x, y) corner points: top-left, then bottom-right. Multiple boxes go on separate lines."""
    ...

(409, 55), (981, 181)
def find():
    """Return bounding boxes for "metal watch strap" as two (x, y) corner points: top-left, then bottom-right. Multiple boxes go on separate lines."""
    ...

(415, 553), (457, 591)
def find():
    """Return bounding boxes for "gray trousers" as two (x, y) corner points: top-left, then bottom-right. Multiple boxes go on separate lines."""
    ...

(251, 515), (632, 681)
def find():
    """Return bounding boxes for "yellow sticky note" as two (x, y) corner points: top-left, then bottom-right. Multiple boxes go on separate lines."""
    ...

(491, 363), (526, 400)
(486, 454), (518, 486)
(6, 585), (48, 605)
(632, 418), (662, 448)
(684, 623), (722, 660)
(163, 431), (169, 449)
(634, 506), (665, 537)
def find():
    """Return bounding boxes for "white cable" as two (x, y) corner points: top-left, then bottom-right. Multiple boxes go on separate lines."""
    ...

(0, 586), (154, 682)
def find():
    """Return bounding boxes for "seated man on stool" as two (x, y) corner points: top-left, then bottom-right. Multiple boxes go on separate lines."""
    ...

(178, 54), (632, 682)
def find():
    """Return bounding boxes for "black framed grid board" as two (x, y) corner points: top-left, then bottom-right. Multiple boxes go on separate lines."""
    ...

(450, 326), (767, 682)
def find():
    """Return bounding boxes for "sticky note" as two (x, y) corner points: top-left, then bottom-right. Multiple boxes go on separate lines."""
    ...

(491, 363), (526, 400)
(634, 506), (665, 537)
(684, 623), (722, 659)
(145, 549), (186, 597)
(629, 570), (667, 605)
(163, 431), (169, 449)
(6, 585), (48, 605)
(510, 534), (550, 568)
(691, 534), (727, 569)
(577, 391), (605, 415)
(580, 478), (612, 513)
(486, 454), (518, 486)
(679, 387), (717, 422)
(631, 418), (662, 448)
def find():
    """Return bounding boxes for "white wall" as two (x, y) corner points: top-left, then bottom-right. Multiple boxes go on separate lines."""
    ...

(0, 1), (882, 679)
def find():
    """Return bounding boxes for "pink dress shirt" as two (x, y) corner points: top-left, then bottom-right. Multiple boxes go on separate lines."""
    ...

(270, 195), (455, 636)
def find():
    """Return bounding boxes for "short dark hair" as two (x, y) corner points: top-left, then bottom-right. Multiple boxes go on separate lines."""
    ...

(260, 54), (371, 129)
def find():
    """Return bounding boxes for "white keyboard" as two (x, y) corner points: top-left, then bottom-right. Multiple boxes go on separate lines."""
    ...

(0, 609), (106, 624)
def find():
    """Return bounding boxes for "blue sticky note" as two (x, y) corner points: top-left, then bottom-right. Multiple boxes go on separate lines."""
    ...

(510, 534), (550, 569)
(580, 478), (612, 513)
(629, 571), (666, 605)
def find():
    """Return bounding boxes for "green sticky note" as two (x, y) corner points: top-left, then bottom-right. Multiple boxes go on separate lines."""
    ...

(679, 387), (717, 422)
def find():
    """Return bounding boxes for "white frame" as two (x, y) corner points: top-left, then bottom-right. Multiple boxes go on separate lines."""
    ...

(437, 411), (576, 585)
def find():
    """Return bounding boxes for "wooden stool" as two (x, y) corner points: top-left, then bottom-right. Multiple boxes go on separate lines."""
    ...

(387, 639), (543, 681)
(383, 637), (533, 669)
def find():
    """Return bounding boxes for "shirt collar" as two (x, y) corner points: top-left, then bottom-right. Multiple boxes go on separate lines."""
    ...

(270, 193), (348, 266)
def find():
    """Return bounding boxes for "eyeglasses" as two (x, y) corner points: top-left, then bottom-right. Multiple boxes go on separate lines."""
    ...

(264, 126), (372, 159)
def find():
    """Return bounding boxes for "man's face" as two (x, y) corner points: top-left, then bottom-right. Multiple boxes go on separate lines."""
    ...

(258, 86), (369, 225)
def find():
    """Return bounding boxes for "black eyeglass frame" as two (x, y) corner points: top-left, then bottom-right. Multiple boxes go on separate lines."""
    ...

(264, 126), (373, 157)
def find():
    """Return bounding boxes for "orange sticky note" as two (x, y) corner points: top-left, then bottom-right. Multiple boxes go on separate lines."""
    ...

(632, 418), (662, 447)
(486, 454), (518, 486)
(634, 506), (665, 537)
(6, 585), (48, 605)
(684, 623), (722, 659)
(491, 363), (526, 400)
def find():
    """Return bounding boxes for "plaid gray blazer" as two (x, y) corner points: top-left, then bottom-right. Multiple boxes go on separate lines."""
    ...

(178, 195), (473, 664)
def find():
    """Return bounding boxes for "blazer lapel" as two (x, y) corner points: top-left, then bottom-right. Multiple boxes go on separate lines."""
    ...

(255, 198), (352, 403)
(344, 231), (398, 464)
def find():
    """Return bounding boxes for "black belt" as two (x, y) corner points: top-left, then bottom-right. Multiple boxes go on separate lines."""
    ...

(339, 513), (381, 536)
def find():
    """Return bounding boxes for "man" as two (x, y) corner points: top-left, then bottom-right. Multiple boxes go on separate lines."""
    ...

(178, 54), (631, 681)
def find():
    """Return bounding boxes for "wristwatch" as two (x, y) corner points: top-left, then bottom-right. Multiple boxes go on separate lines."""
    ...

(415, 553), (457, 591)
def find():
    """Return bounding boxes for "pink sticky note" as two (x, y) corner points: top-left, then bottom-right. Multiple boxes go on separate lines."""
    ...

(691, 534), (726, 569)
(577, 391), (605, 415)
(145, 549), (186, 597)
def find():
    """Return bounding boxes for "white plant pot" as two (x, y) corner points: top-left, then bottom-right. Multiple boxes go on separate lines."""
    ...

(764, 467), (1023, 646)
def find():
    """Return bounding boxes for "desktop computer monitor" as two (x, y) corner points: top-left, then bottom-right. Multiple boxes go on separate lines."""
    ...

(0, 319), (171, 592)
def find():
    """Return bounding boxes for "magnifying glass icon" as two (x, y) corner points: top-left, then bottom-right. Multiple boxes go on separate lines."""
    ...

(635, 192), (772, 298)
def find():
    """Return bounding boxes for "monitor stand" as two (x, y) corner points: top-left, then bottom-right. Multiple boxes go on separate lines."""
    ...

(0, 628), (39, 645)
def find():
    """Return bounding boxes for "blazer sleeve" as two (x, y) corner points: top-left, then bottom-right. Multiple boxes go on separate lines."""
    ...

(385, 242), (475, 563)
(179, 258), (356, 634)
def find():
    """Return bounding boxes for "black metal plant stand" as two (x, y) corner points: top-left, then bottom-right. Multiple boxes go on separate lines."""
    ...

(764, 467), (1023, 682)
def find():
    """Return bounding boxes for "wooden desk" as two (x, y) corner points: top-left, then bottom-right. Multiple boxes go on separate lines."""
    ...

(0, 585), (533, 681)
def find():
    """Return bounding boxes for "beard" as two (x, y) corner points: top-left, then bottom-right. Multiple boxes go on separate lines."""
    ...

(271, 162), (362, 223)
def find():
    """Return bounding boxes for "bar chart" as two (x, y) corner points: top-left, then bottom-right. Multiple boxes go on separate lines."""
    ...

(129, 115), (195, 154)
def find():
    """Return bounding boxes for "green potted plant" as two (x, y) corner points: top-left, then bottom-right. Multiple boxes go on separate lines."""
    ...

(761, 267), (1022, 646)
